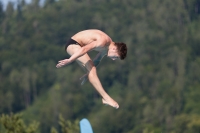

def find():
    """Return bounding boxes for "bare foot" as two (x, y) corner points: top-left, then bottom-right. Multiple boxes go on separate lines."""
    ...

(102, 98), (119, 109)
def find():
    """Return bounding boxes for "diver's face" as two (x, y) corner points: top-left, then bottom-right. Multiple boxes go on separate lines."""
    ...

(107, 47), (120, 60)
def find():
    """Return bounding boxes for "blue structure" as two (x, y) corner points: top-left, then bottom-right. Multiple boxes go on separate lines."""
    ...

(79, 118), (94, 133)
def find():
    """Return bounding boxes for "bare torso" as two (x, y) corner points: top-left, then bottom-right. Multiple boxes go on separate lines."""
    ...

(71, 29), (112, 52)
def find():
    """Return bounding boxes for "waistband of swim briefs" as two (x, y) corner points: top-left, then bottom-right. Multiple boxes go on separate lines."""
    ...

(68, 38), (80, 45)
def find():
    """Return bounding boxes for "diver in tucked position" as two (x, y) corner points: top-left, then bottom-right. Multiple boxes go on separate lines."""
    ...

(56, 29), (127, 109)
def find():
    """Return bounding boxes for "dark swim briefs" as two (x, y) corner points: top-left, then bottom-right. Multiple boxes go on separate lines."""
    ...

(65, 38), (81, 51)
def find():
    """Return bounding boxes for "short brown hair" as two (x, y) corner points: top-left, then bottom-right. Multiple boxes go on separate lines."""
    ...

(115, 42), (127, 60)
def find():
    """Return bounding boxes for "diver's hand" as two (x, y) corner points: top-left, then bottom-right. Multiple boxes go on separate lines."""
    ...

(56, 59), (71, 68)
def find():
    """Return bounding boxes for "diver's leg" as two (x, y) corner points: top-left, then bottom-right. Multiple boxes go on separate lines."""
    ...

(77, 56), (119, 109)
(66, 45), (119, 108)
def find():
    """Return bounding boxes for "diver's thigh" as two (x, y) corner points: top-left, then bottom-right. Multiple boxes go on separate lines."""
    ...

(67, 45), (94, 72)
(66, 44), (80, 55)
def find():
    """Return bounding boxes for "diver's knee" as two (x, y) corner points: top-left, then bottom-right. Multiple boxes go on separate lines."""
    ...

(88, 68), (97, 81)
(85, 60), (94, 72)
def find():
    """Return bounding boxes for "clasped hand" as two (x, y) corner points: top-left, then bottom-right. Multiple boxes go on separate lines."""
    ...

(56, 59), (71, 68)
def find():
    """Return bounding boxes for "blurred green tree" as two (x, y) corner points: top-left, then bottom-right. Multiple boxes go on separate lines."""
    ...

(0, 113), (39, 133)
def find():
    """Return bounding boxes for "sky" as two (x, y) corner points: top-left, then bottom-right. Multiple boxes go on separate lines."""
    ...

(1, 0), (32, 6)
(0, 0), (47, 10)
(1, 0), (32, 10)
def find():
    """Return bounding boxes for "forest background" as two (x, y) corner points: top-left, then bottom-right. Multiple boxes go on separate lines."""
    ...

(0, 0), (200, 133)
